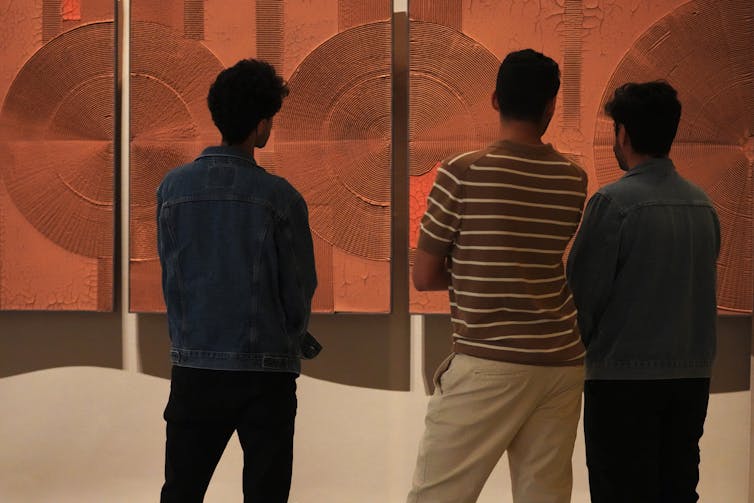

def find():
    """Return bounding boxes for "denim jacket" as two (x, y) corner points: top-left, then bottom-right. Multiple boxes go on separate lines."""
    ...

(157, 146), (320, 374)
(566, 158), (719, 380)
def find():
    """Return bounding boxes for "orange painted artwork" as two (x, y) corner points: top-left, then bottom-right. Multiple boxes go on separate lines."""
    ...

(408, 0), (753, 315)
(129, 0), (393, 313)
(0, 0), (115, 311)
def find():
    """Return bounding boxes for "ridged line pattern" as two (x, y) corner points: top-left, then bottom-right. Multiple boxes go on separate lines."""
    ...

(408, 0), (462, 28)
(129, 21), (224, 261)
(184, 0), (205, 40)
(276, 22), (392, 261)
(311, 234), (334, 312)
(338, 0), (391, 30)
(43, 0), (62, 41)
(561, 0), (583, 129)
(0, 22), (115, 260)
(256, 0), (283, 70)
(409, 22), (499, 179)
(593, 0), (753, 313)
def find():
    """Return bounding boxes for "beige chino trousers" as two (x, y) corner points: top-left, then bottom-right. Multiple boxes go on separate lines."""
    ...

(407, 353), (584, 503)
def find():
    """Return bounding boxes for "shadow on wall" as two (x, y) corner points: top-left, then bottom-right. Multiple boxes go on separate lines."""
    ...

(0, 311), (750, 395)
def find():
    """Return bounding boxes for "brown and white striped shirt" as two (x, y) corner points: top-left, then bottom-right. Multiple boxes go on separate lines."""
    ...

(418, 140), (588, 366)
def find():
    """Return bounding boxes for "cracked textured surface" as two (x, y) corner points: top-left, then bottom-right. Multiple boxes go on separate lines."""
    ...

(0, 1), (114, 311)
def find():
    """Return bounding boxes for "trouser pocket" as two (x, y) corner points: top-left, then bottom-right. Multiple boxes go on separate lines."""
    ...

(432, 353), (456, 394)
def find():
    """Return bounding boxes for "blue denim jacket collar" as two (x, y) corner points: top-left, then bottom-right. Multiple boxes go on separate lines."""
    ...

(196, 145), (261, 169)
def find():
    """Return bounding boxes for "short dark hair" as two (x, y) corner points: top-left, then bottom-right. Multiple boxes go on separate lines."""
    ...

(496, 49), (560, 122)
(604, 81), (681, 157)
(207, 59), (289, 145)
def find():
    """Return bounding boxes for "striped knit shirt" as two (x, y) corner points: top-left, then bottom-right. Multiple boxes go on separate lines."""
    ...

(418, 140), (588, 366)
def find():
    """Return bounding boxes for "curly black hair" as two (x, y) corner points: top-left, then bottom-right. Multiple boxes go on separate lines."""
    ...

(207, 59), (289, 145)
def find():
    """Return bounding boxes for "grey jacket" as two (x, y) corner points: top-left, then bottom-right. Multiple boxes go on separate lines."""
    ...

(567, 157), (719, 380)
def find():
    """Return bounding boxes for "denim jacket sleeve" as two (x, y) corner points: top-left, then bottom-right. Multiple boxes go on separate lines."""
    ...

(156, 185), (167, 302)
(277, 193), (318, 352)
(566, 192), (622, 347)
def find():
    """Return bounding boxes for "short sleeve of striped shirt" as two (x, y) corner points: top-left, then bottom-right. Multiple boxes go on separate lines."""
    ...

(417, 159), (467, 257)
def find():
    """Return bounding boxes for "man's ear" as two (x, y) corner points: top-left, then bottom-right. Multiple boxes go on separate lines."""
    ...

(491, 91), (499, 112)
(617, 123), (629, 148)
(544, 96), (556, 118)
(255, 118), (269, 135)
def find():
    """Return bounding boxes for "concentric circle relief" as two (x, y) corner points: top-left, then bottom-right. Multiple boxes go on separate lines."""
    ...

(410, 21), (500, 178)
(0, 22), (115, 259)
(409, 21), (500, 262)
(594, 0), (754, 313)
(276, 22), (392, 261)
(129, 21), (224, 261)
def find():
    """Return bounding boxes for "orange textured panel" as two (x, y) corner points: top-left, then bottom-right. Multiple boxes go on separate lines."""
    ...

(129, 2), (226, 312)
(184, 0), (205, 40)
(593, 0), (753, 313)
(409, 0), (462, 28)
(311, 234), (334, 313)
(130, 260), (165, 313)
(43, 0), (62, 41)
(272, 1), (392, 313)
(411, 0), (754, 313)
(62, 0), (81, 21)
(0, 1), (115, 311)
(257, 0), (283, 68)
(408, 14), (499, 313)
(408, 163), (447, 312)
(130, 0), (392, 313)
(277, 22), (392, 261)
(333, 248), (390, 313)
(339, 0), (391, 30)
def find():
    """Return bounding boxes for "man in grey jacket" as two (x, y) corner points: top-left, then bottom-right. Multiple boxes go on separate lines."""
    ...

(567, 81), (720, 503)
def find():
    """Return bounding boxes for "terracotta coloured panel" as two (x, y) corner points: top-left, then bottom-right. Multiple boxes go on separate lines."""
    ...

(275, 1), (392, 313)
(332, 248), (391, 313)
(593, 0), (754, 314)
(311, 233), (334, 313)
(129, 2), (224, 312)
(407, 1), (750, 314)
(408, 4), (499, 313)
(130, 0), (392, 313)
(0, 0), (115, 311)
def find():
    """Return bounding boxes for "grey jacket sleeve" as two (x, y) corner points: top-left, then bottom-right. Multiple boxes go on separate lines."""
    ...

(566, 192), (623, 347)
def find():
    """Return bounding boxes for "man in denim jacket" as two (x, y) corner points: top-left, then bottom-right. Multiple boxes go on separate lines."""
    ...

(567, 81), (719, 503)
(157, 59), (320, 503)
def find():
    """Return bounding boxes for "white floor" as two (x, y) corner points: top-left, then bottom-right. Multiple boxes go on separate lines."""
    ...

(0, 367), (749, 502)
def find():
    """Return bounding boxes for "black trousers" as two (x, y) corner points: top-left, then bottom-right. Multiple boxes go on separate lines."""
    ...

(160, 366), (297, 503)
(584, 378), (710, 503)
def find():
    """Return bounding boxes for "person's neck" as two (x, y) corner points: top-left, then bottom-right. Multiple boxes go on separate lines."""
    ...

(221, 135), (256, 157)
(625, 151), (656, 170)
(498, 119), (546, 146)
